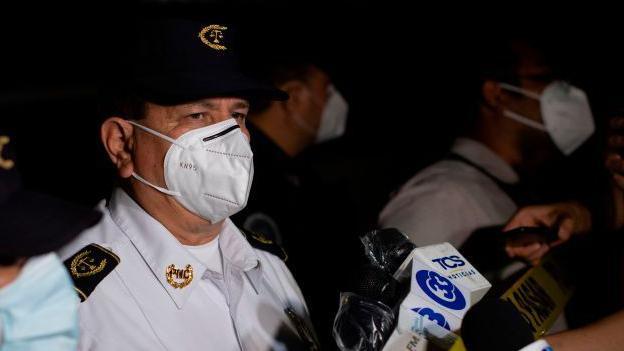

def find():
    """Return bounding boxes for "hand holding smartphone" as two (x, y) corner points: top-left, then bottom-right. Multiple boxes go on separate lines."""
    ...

(503, 226), (559, 248)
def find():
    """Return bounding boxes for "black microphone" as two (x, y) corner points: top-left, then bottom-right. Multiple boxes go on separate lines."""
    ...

(461, 298), (534, 351)
(333, 264), (399, 351)
(359, 228), (417, 279)
(333, 229), (420, 351)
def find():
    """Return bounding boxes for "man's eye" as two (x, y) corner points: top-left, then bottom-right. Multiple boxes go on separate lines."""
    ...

(189, 113), (205, 120)
(232, 112), (247, 120)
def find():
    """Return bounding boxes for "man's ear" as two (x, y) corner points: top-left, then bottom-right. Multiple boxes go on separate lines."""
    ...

(101, 117), (135, 179)
(482, 80), (505, 110)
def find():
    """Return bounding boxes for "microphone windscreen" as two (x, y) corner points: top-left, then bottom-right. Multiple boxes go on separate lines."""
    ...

(348, 264), (398, 307)
(461, 298), (534, 351)
(360, 228), (416, 275)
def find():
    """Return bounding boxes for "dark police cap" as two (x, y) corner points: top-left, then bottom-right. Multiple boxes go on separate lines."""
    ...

(129, 18), (288, 105)
(0, 130), (102, 258)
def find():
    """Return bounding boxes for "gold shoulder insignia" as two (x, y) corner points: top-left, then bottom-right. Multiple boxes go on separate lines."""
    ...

(239, 227), (288, 262)
(63, 244), (120, 302)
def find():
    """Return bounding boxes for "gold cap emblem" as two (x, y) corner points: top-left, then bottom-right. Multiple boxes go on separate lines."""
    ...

(166, 264), (194, 289)
(0, 136), (15, 170)
(199, 25), (228, 51)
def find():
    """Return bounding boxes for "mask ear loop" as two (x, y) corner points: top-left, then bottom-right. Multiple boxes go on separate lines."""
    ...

(125, 120), (182, 196)
(503, 110), (548, 131)
(126, 120), (185, 148)
(498, 82), (542, 100)
(498, 82), (548, 131)
(131, 172), (180, 196)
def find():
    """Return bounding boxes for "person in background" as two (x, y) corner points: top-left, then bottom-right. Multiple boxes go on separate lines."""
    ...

(232, 53), (354, 347)
(0, 128), (102, 350)
(378, 39), (595, 250)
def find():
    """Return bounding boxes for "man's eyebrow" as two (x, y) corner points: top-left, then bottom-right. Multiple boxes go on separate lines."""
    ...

(231, 101), (250, 110)
(182, 100), (250, 110)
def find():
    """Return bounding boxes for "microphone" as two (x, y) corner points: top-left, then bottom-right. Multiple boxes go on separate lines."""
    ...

(462, 298), (534, 351)
(462, 298), (554, 351)
(335, 229), (499, 350)
(364, 228), (570, 351)
(381, 329), (428, 351)
(333, 229), (417, 351)
(356, 229), (493, 350)
(498, 253), (573, 338)
(359, 228), (417, 280)
(333, 264), (400, 351)
(392, 242), (491, 350)
(460, 249), (573, 350)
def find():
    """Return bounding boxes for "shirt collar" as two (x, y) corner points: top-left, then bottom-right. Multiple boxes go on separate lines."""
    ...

(451, 137), (519, 184)
(219, 218), (261, 272)
(108, 189), (262, 308)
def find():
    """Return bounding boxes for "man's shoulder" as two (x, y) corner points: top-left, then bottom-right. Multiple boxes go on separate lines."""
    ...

(58, 201), (126, 260)
(58, 200), (129, 303)
(408, 157), (480, 185)
(63, 243), (121, 303)
(380, 160), (492, 228)
(237, 226), (288, 262)
(392, 163), (473, 203)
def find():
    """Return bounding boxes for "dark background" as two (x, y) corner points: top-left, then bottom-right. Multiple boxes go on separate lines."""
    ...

(3, 3), (621, 229)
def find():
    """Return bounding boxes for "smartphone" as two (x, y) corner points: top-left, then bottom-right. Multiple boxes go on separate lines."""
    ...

(503, 226), (559, 247)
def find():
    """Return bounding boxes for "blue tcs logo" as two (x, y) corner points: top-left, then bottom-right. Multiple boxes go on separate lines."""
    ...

(411, 307), (450, 330)
(431, 255), (465, 270)
(415, 270), (466, 310)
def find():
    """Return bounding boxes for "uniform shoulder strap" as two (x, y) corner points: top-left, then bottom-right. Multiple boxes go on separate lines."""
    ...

(63, 243), (120, 302)
(238, 227), (288, 262)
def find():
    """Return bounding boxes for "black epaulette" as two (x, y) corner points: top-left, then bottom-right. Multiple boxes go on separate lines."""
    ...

(63, 244), (120, 302)
(239, 227), (288, 262)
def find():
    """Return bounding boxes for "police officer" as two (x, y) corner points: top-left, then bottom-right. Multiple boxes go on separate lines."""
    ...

(0, 128), (102, 350)
(58, 18), (318, 350)
(230, 51), (356, 347)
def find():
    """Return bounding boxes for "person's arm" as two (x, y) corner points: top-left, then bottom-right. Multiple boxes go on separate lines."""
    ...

(546, 310), (624, 351)
(503, 201), (592, 265)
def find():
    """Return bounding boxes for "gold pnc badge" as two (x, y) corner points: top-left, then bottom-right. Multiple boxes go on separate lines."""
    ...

(166, 264), (194, 289)
(0, 136), (15, 170)
(70, 250), (107, 278)
(199, 25), (228, 51)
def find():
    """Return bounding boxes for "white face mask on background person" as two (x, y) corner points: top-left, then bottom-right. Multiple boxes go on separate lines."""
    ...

(128, 118), (254, 223)
(0, 253), (79, 351)
(499, 81), (595, 155)
(292, 84), (350, 144)
(315, 84), (349, 143)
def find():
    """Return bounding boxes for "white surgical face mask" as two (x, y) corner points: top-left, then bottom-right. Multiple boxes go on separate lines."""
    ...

(128, 118), (254, 223)
(0, 253), (79, 351)
(316, 84), (349, 143)
(500, 81), (595, 155)
(292, 84), (349, 144)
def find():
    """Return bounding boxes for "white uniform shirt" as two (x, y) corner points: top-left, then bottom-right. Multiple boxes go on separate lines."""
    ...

(379, 138), (519, 247)
(59, 188), (314, 351)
